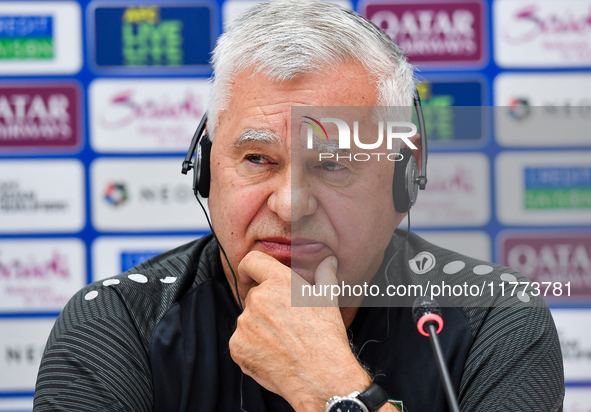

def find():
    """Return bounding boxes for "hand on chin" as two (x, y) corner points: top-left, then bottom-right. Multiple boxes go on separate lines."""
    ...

(291, 266), (315, 285)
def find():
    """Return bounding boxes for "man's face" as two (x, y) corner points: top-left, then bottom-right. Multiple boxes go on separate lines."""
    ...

(208, 61), (407, 303)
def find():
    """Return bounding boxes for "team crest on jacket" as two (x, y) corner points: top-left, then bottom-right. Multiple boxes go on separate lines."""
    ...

(409, 251), (436, 274)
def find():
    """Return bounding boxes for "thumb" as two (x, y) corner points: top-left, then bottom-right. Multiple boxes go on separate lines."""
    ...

(314, 256), (339, 305)
(314, 256), (338, 286)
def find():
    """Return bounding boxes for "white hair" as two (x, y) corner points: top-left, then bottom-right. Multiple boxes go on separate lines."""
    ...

(208, 0), (416, 140)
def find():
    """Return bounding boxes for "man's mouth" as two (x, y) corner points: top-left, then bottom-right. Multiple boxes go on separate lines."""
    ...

(259, 237), (326, 257)
(250, 238), (329, 285)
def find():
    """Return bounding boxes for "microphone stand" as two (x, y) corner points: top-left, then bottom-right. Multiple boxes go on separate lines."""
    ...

(426, 321), (460, 412)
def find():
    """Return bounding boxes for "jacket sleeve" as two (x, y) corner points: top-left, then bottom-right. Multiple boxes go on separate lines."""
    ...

(34, 283), (153, 412)
(458, 303), (565, 412)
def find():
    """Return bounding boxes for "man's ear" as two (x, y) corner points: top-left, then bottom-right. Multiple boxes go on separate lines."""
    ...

(409, 133), (422, 172)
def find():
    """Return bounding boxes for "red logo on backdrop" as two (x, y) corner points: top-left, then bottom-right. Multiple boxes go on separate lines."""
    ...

(504, 5), (591, 45)
(363, 0), (485, 65)
(0, 251), (70, 280)
(0, 84), (80, 150)
(427, 167), (474, 193)
(99, 89), (204, 129)
(500, 234), (591, 298)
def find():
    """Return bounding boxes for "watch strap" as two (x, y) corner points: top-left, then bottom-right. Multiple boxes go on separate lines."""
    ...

(357, 383), (389, 412)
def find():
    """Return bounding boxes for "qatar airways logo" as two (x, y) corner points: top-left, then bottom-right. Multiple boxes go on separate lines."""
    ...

(0, 84), (80, 149)
(304, 116), (417, 162)
(364, 1), (484, 65)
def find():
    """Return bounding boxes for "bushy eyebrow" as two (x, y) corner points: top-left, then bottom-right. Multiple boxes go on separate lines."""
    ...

(308, 136), (350, 155)
(231, 128), (280, 147)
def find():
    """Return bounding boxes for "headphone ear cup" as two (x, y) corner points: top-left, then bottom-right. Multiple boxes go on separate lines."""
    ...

(194, 135), (212, 198)
(393, 147), (418, 213)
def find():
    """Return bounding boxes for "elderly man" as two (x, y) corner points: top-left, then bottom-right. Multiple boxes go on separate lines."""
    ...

(34, 1), (564, 411)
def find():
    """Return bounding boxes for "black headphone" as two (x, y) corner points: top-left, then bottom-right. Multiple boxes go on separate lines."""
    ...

(182, 89), (428, 213)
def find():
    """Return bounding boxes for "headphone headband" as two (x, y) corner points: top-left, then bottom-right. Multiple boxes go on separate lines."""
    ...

(181, 110), (208, 176)
(413, 91), (428, 190)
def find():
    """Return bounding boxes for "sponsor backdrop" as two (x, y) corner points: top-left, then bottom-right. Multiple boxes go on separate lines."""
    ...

(0, 0), (589, 409)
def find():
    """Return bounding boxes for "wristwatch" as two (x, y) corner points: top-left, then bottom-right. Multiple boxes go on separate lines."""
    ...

(325, 383), (389, 412)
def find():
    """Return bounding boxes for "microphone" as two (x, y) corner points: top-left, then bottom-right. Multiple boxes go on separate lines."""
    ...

(412, 297), (444, 336)
(412, 298), (460, 412)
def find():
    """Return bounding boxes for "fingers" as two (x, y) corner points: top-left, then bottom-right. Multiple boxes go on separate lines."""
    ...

(238, 251), (286, 284)
(239, 252), (340, 307)
(312, 256), (339, 306)
(314, 256), (338, 288)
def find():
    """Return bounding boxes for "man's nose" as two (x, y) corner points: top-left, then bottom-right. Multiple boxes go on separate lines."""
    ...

(267, 166), (317, 222)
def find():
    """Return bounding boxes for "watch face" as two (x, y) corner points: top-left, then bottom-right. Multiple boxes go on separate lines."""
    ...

(329, 399), (367, 412)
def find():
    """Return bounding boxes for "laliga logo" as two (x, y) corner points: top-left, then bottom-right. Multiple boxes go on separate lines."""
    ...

(304, 116), (417, 161)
